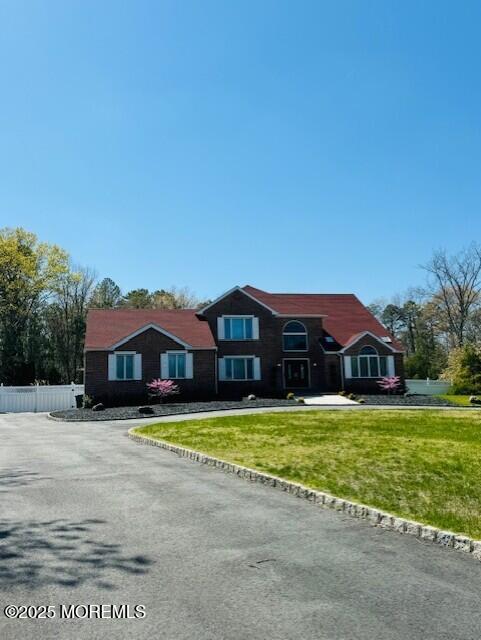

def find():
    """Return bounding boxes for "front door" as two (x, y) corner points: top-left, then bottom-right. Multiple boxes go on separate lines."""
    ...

(284, 359), (309, 388)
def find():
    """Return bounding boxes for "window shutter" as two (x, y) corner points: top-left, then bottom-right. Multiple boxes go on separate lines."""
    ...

(253, 357), (261, 380)
(218, 358), (226, 381)
(217, 317), (225, 340)
(252, 317), (259, 339)
(387, 355), (395, 377)
(185, 353), (194, 379)
(160, 353), (169, 378)
(108, 354), (116, 381)
(344, 356), (352, 379)
(134, 354), (142, 380)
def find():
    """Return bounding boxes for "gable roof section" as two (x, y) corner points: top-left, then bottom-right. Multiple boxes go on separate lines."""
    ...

(241, 285), (403, 351)
(339, 331), (399, 353)
(85, 309), (216, 350)
(198, 285), (280, 315)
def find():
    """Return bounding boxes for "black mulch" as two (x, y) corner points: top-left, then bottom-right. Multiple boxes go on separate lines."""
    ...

(360, 394), (455, 406)
(51, 399), (300, 422)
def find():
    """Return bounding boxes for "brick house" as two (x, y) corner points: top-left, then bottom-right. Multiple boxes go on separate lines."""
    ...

(84, 285), (404, 404)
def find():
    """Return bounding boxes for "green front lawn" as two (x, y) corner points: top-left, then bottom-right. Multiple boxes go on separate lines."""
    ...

(439, 395), (474, 407)
(134, 409), (481, 538)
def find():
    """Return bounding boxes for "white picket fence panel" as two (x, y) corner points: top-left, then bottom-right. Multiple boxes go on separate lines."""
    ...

(0, 384), (84, 413)
(406, 379), (451, 396)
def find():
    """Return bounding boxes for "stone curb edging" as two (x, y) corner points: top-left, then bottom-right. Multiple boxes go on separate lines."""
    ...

(128, 428), (481, 563)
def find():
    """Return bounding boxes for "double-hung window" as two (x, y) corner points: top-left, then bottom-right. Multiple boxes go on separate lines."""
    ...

(219, 356), (261, 381)
(116, 353), (134, 380)
(218, 316), (259, 340)
(350, 346), (388, 378)
(161, 351), (193, 379)
(168, 352), (186, 379)
(108, 352), (141, 381)
(225, 357), (254, 380)
(224, 317), (252, 340)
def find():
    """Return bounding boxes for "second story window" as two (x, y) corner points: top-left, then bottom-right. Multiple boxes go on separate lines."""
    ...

(218, 316), (259, 340)
(283, 321), (308, 351)
(225, 317), (252, 339)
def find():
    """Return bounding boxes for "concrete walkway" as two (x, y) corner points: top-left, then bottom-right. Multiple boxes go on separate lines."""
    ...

(303, 394), (358, 405)
(0, 411), (480, 640)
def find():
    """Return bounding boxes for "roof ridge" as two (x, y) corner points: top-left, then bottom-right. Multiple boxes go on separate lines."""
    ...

(243, 285), (356, 297)
(87, 307), (198, 312)
(268, 292), (356, 297)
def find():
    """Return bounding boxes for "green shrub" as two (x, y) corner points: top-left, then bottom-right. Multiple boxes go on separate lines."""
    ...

(286, 392), (295, 400)
(296, 397), (305, 404)
(348, 393), (357, 401)
(442, 345), (481, 395)
(338, 390), (347, 396)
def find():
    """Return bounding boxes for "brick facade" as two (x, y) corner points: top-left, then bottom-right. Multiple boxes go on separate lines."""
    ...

(342, 334), (405, 394)
(202, 289), (330, 398)
(85, 288), (405, 404)
(85, 328), (216, 405)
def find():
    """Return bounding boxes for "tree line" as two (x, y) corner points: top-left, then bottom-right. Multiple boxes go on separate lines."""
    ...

(2, 227), (481, 391)
(0, 228), (206, 385)
(368, 244), (481, 391)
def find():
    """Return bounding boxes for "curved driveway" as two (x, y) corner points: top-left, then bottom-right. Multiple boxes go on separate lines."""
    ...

(0, 411), (480, 640)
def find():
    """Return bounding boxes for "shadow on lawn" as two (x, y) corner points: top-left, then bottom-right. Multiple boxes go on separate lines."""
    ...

(0, 518), (153, 590)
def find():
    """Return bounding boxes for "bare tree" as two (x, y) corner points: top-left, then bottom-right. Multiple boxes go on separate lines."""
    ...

(47, 266), (97, 382)
(422, 244), (481, 347)
(151, 286), (202, 309)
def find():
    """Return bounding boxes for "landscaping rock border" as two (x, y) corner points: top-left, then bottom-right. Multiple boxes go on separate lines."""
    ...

(360, 394), (454, 406)
(129, 428), (481, 563)
(50, 398), (300, 422)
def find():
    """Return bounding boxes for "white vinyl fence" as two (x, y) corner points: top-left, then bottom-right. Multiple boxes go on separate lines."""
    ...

(0, 384), (84, 413)
(406, 379), (451, 396)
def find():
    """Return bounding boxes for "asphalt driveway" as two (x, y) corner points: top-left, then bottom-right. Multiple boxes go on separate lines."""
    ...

(0, 411), (480, 640)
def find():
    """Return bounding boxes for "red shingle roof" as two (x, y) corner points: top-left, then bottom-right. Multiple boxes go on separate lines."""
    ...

(85, 309), (216, 350)
(242, 285), (402, 351)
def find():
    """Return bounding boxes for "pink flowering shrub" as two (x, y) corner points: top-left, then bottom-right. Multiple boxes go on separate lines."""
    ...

(377, 376), (402, 394)
(146, 379), (180, 401)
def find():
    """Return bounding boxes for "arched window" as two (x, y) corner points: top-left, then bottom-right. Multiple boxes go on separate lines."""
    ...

(351, 345), (388, 378)
(359, 346), (377, 355)
(283, 321), (308, 351)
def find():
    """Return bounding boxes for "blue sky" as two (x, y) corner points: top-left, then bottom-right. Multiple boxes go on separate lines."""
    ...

(1, 1), (480, 304)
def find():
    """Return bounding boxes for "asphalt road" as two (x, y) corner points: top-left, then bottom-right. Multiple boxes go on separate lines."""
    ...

(0, 411), (480, 640)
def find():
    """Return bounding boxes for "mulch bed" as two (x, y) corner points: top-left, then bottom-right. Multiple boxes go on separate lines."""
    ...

(360, 394), (455, 406)
(51, 398), (299, 422)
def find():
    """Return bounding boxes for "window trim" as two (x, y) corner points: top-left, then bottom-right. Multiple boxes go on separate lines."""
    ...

(167, 351), (187, 379)
(282, 321), (308, 352)
(220, 315), (256, 341)
(113, 351), (136, 381)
